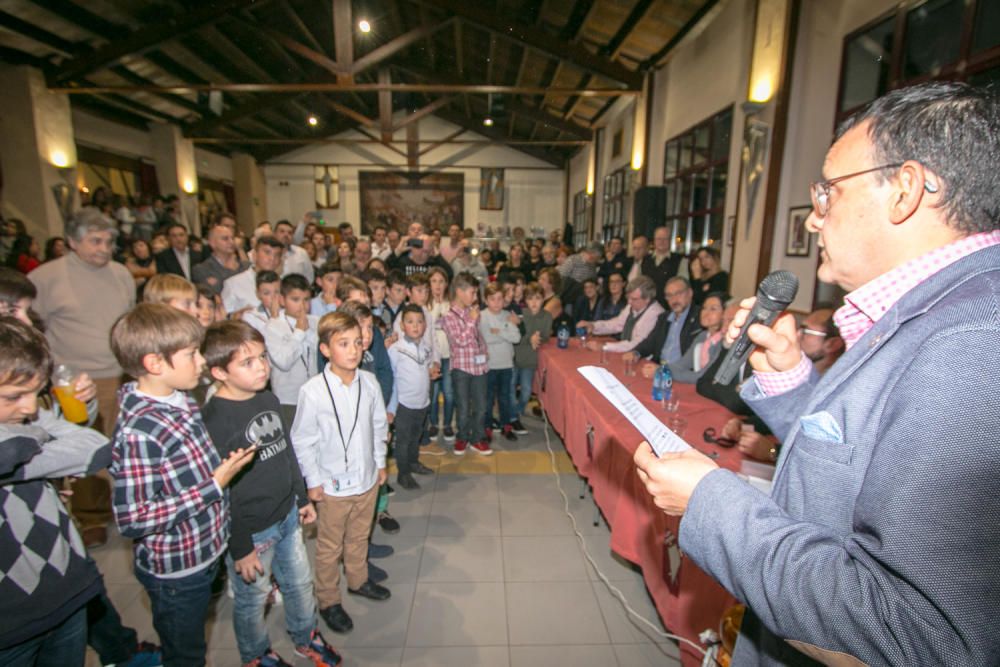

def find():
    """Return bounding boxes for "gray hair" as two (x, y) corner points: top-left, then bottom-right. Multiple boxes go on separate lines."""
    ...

(66, 207), (118, 242)
(626, 275), (657, 301)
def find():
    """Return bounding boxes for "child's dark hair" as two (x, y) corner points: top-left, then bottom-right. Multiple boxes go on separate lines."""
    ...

(280, 273), (311, 296)
(0, 316), (52, 386)
(0, 267), (36, 306)
(110, 303), (204, 378)
(399, 303), (425, 320)
(405, 272), (430, 289)
(450, 271), (480, 299)
(316, 260), (342, 278)
(386, 269), (407, 289)
(201, 320), (266, 371)
(195, 283), (216, 302)
(256, 235), (285, 251)
(361, 269), (386, 284)
(255, 270), (280, 289)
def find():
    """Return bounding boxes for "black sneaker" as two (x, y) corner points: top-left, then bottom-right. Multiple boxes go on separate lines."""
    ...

(510, 419), (528, 435)
(397, 473), (420, 490)
(443, 426), (456, 441)
(428, 425), (439, 438)
(320, 604), (353, 633)
(502, 425), (518, 441)
(368, 561), (388, 583)
(348, 579), (391, 601)
(377, 511), (400, 534)
(411, 462), (434, 475)
(368, 542), (394, 559)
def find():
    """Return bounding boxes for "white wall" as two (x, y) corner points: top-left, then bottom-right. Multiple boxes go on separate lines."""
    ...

(262, 115), (565, 237)
(769, 0), (899, 311)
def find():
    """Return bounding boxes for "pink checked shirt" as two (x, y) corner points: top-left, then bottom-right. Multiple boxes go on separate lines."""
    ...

(756, 230), (1000, 396)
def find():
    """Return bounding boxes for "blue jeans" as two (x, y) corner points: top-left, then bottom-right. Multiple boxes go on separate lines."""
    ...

(227, 503), (316, 664)
(485, 368), (515, 428)
(135, 559), (219, 667)
(87, 589), (137, 664)
(510, 366), (536, 417)
(452, 369), (487, 443)
(429, 358), (455, 428)
(0, 605), (88, 667)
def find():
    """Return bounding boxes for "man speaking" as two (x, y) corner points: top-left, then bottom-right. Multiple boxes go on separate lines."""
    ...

(634, 82), (1000, 665)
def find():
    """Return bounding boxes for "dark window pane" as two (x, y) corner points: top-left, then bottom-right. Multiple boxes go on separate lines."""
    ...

(707, 213), (724, 247)
(664, 141), (679, 178)
(664, 180), (678, 216)
(691, 171), (709, 211)
(678, 134), (694, 171)
(840, 18), (894, 112)
(903, 0), (963, 79)
(693, 124), (710, 166)
(679, 177), (692, 216)
(711, 109), (733, 162)
(974, 0), (1000, 53)
(690, 215), (707, 249)
(710, 167), (727, 210)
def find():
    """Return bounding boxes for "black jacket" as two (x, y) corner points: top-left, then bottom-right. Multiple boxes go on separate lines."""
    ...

(155, 247), (203, 279)
(632, 305), (703, 362)
(640, 253), (685, 307)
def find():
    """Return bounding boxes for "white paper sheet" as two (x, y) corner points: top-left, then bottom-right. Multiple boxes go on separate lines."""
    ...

(577, 365), (691, 457)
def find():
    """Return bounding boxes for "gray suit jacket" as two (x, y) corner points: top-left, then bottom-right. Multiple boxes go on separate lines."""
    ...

(679, 244), (1000, 666)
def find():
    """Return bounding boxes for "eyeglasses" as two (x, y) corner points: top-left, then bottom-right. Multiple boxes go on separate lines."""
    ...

(810, 163), (903, 218)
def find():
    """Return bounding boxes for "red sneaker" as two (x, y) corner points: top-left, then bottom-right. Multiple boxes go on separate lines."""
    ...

(453, 440), (467, 455)
(471, 440), (494, 456)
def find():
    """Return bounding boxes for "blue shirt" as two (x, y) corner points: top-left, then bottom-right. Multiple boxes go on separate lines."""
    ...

(660, 305), (690, 365)
(310, 295), (338, 317)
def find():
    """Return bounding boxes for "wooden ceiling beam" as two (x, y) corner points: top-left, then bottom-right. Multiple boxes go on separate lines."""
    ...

(378, 68), (393, 144)
(108, 65), (205, 117)
(642, 0), (722, 69)
(279, 1), (326, 53)
(434, 109), (567, 166)
(0, 8), (76, 55)
(393, 95), (458, 131)
(54, 82), (638, 96)
(333, 0), (354, 84)
(350, 20), (454, 77)
(51, 0), (269, 83)
(606, 0), (655, 59)
(407, 0), (640, 88)
(184, 93), (310, 136)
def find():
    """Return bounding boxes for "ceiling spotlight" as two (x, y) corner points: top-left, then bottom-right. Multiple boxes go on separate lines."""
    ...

(307, 115), (318, 126)
(358, 19), (371, 33)
(483, 117), (494, 127)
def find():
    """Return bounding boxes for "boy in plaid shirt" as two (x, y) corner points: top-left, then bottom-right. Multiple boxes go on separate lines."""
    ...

(109, 304), (256, 666)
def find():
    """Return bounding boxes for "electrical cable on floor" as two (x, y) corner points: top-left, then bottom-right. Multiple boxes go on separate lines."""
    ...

(539, 408), (711, 662)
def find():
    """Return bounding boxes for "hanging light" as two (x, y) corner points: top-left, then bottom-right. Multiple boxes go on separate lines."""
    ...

(358, 19), (371, 33)
(307, 115), (318, 127)
(483, 117), (494, 127)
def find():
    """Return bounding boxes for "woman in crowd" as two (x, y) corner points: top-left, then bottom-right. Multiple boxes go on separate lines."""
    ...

(44, 237), (66, 263)
(642, 292), (727, 384)
(594, 272), (627, 321)
(495, 243), (534, 283)
(689, 246), (729, 306)
(555, 245), (573, 267)
(366, 257), (388, 274)
(336, 239), (355, 273)
(124, 238), (156, 297)
(8, 234), (41, 273)
(538, 267), (563, 321)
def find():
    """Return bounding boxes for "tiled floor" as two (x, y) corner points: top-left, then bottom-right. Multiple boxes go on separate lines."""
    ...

(87, 415), (680, 666)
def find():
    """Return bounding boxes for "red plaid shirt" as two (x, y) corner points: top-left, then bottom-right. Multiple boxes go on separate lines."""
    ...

(757, 230), (1000, 395)
(440, 305), (489, 375)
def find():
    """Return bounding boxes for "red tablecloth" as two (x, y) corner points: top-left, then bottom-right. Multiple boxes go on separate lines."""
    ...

(537, 341), (743, 666)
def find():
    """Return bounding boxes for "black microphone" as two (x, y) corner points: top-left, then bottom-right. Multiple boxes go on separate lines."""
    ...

(713, 270), (799, 385)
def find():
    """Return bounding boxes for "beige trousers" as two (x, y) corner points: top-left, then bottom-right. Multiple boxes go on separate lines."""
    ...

(70, 375), (123, 529)
(314, 484), (379, 607)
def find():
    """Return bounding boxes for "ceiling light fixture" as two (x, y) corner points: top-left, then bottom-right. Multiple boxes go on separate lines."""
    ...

(358, 19), (371, 33)
(307, 115), (318, 126)
(483, 117), (494, 127)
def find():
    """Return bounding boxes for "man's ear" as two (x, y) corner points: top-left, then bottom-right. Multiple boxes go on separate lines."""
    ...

(888, 161), (933, 225)
(141, 352), (164, 376)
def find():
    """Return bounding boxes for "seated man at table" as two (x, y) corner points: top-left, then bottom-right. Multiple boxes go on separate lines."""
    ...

(625, 277), (702, 367)
(577, 275), (664, 353)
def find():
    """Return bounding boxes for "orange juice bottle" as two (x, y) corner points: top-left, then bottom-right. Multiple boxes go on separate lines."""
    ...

(52, 364), (88, 424)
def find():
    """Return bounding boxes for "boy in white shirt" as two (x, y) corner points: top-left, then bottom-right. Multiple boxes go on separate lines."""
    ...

(387, 304), (440, 490)
(241, 270), (280, 336)
(291, 312), (390, 635)
(260, 274), (319, 424)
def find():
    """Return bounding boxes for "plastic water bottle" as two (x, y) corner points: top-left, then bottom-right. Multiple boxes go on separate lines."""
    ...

(557, 323), (570, 349)
(652, 362), (673, 402)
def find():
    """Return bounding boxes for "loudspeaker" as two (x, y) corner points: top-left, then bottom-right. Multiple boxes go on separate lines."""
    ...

(632, 186), (666, 240)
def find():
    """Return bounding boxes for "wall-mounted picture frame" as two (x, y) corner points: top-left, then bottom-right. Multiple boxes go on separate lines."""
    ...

(786, 205), (813, 256)
(480, 168), (504, 210)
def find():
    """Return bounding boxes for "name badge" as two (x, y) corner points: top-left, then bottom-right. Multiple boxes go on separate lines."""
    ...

(331, 473), (359, 492)
(474, 354), (487, 365)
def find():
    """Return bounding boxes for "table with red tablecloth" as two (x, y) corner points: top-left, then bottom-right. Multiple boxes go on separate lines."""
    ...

(536, 341), (748, 666)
